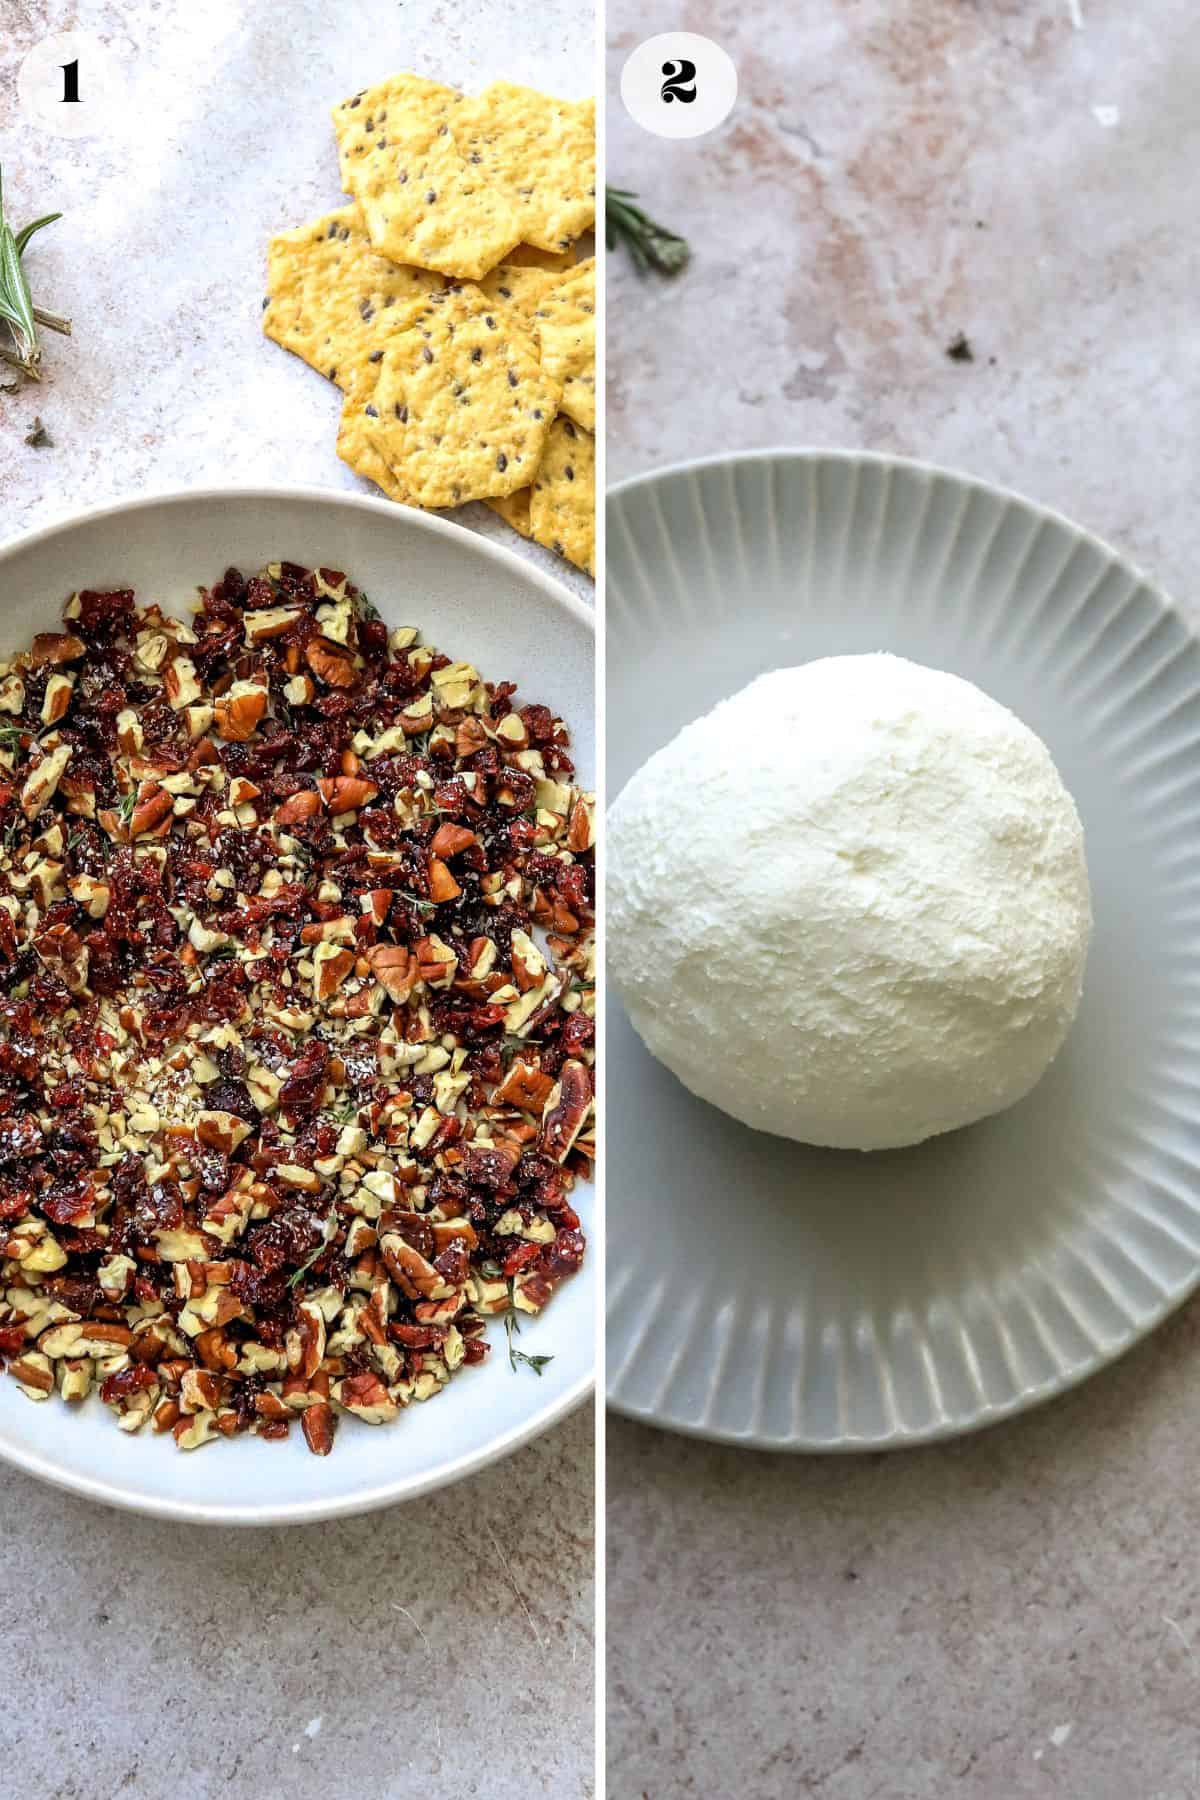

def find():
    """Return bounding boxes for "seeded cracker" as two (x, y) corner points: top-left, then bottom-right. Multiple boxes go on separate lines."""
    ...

(456, 83), (595, 254)
(486, 488), (533, 537)
(262, 204), (438, 387)
(333, 72), (522, 280)
(530, 417), (594, 574)
(364, 288), (561, 508)
(532, 259), (595, 432)
(333, 72), (459, 194)
(336, 397), (414, 504)
(477, 261), (566, 337)
(506, 244), (578, 273)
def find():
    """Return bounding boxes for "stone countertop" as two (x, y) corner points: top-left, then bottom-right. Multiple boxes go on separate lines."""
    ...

(607, 2), (1200, 1796)
(1, 1405), (593, 1800)
(0, 0), (592, 601)
(0, 7), (593, 1798)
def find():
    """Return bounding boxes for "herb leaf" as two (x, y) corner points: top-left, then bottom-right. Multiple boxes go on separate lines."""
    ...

(504, 1308), (554, 1376)
(13, 212), (62, 258)
(606, 187), (689, 277)
(287, 1205), (339, 1288)
(0, 167), (68, 381)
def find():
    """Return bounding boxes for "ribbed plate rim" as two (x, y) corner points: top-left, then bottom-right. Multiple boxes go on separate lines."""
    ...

(606, 447), (1199, 1450)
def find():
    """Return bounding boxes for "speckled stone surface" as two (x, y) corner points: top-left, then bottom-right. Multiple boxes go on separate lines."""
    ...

(0, 0), (593, 599)
(0, 1407), (593, 1800)
(607, 3), (1200, 1796)
(0, 7), (593, 1797)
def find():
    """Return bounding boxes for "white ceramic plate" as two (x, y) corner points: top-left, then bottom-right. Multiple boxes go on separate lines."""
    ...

(0, 487), (593, 1521)
(607, 449), (1200, 1449)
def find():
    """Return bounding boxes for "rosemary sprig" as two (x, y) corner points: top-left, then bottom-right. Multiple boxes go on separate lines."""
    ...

(606, 186), (689, 277)
(0, 166), (69, 382)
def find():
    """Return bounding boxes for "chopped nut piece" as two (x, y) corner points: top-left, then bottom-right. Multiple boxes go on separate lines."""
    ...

(29, 631), (85, 667)
(164, 654), (202, 710)
(247, 1064), (283, 1113)
(116, 707), (144, 753)
(173, 1409), (219, 1450)
(365, 942), (417, 1003)
(302, 1401), (335, 1455)
(305, 637), (358, 688)
(0, 562), (590, 1455)
(196, 1110), (252, 1153)
(68, 873), (111, 918)
(41, 671), (75, 725)
(244, 606), (301, 642)
(10, 1351), (54, 1398)
(129, 786), (174, 838)
(214, 679), (268, 741)
(19, 741), (73, 819)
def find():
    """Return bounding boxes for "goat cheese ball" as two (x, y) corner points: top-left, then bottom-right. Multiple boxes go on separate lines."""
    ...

(608, 654), (1092, 1152)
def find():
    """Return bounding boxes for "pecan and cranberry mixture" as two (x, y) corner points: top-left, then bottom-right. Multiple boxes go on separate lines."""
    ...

(0, 564), (594, 1454)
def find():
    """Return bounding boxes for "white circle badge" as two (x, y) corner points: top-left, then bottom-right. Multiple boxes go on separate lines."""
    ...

(17, 31), (124, 141)
(619, 33), (737, 141)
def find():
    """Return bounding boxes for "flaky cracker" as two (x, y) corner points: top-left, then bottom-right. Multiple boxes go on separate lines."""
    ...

(529, 416), (594, 574)
(361, 288), (560, 508)
(455, 84), (595, 254)
(262, 204), (438, 388)
(486, 489), (533, 537)
(477, 261), (565, 336)
(532, 259), (595, 432)
(333, 72), (521, 280)
(333, 72), (460, 194)
(506, 244), (578, 272)
(336, 395), (414, 504)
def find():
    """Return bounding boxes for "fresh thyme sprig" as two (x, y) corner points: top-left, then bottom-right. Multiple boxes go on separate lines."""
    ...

(287, 1205), (340, 1288)
(504, 1305), (554, 1377)
(606, 186), (689, 276)
(0, 166), (70, 382)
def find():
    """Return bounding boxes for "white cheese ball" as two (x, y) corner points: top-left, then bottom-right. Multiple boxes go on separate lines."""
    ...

(608, 654), (1092, 1152)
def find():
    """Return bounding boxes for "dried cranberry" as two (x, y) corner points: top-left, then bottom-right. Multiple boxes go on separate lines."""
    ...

(76, 588), (135, 640)
(100, 1364), (158, 1405)
(39, 1177), (95, 1225)
(0, 1115), (42, 1163)
(388, 1322), (445, 1349)
(204, 1078), (255, 1121)
(42, 1273), (101, 1317)
(538, 1227), (586, 1279)
(278, 1040), (329, 1118)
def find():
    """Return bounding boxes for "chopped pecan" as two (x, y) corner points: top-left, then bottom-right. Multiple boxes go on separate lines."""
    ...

(379, 1233), (445, 1300)
(214, 681), (268, 740)
(301, 1401), (335, 1455)
(365, 942), (417, 1003)
(274, 788), (321, 824)
(318, 775), (378, 811)
(0, 562), (590, 1455)
(540, 1060), (592, 1163)
(336, 1371), (398, 1423)
(128, 785), (174, 838)
(494, 1059), (555, 1114)
(305, 637), (358, 687)
(29, 631), (85, 666)
(427, 857), (461, 903)
(430, 822), (476, 857)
